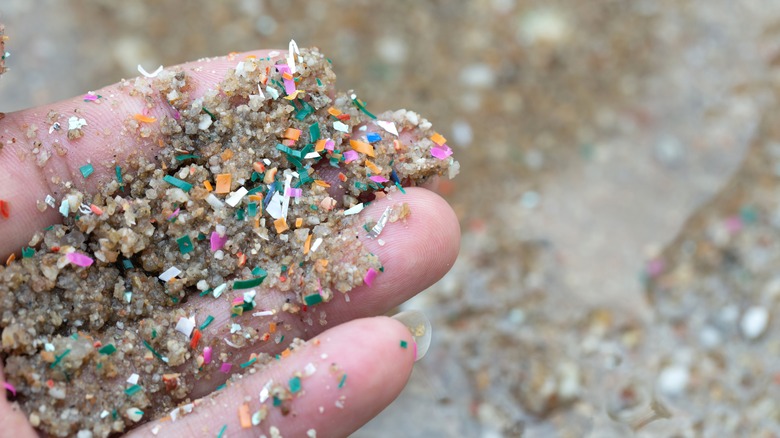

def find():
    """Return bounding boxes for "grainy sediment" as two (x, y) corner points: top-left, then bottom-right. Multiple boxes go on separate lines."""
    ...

(0, 47), (457, 436)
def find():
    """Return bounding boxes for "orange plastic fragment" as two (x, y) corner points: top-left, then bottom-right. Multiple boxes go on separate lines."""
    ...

(5, 253), (15, 266)
(220, 149), (234, 161)
(215, 174), (232, 194)
(393, 139), (405, 151)
(430, 132), (447, 146)
(304, 233), (312, 255)
(282, 72), (293, 81)
(90, 204), (103, 215)
(253, 161), (265, 173)
(190, 329), (202, 349)
(284, 128), (302, 141)
(315, 139), (327, 152)
(365, 160), (382, 174)
(274, 217), (289, 234)
(313, 180), (331, 188)
(327, 107), (341, 117)
(338, 172), (347, 182)
(238, 403), (252, 429)
(133, 114), (157, 124)
(295, 218), (303, 228)
(204, 181), (213, 192)
(281, 348), (291, 358)
(350, 140), (375, 157)
(0, 200), (9, 218)
(248, 194), (263, 202)
(269, 322), (277, 333)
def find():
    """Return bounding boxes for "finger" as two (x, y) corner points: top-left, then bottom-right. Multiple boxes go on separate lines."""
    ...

(0, 361), (37, 438)
(129, 316), (415, 438)
(0, 49), (280, 257)
(174, 187), (458, 398)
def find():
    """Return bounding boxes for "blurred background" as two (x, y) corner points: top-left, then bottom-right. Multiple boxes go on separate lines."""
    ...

(4, 0), (780, 436)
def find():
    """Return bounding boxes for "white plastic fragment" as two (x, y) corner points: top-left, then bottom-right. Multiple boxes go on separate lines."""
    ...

(175, 316), (196, 338)
(68, 116), (87, 130)
(59, 199), (70, 217)
(259, 379), (273, 403)
(137, 64), (164, 78)
(287, 39), (301, 74)
(741, 306), (769, 339)
(266, 191), (283, 219)
(225, 187), (249, 207)
(266, 86), (280, 100)
(100, 410), (109, 419)
(333, 121), (349, 133)
(344, 203), (364, 216)
(198, 114), (213, 130)
(44, 195), (56, 208)
(213, 283), (227, 298)
(44, 343), (55, 352)
(376, 120), (399, 136)
(280, 173), (293, 219)
(230, 323), (242, 334)
(657, 365), (689, 396)
(310, 237), (323, 252)
(158, 266), (181, 282)
(127, 373), (139, 385)
(253, 310), (275, 317)
(368, 206), (392, 238)
(304, 152), (321, 159)
(126, 408), (144, 422)
(304, 362), (317, 377)
(205, 193), (224, 210)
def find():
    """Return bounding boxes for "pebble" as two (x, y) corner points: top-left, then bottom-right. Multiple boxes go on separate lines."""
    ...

(740, 306), (769, 340)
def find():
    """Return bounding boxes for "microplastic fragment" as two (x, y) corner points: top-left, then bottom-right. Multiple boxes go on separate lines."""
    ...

(343, 150), (359, 163)
(431, 144), (453, 160)
(127, 373), (140, 385)
(3, 382), (16, 396)
(287, 39), (301, 74)
(158, 266), (182, 282)
(126, 408), (144, 422)
(430, 132), (447, 146)
(205, 193), (224, 210)
(175, 316), (196, 338)
(125, 385), (142, 396)
(225, 187), (248, 207)
(66, 252), (94, 267)
(376, 120), (399, 136)
(217, 424), (227, 438)
(366, 132), (381, 143)
(344, 203), (364, 216)
(44, 195), (56, 208)
(99, 344), (116, 355)
(210, 231), (228, 252)
(163, 175), (193, 192)
(289, 376), (302, 393)
(215, 173), (232, 194)
(68, 116), (87, 130)
(259, 379), (273, 403)
(213, 283), (227, 298)
(203, 347), (213, 364)
(338, 374), (347, 389)
(220, 363), (233, 373)
(333, 121), (349, 133)
(304, 294), (324, 306)
(369, 175), (389, 183)
(177, 235), (194, 254)
(80, 163), (94, 178)
(234, 277), (265, 289)
(350, 140), (376, 157)
(364, 268), (378, 286)
(368, 206), (392, 238)
(199, 315), (215, 331)
(266, 85), (280, 99)
(310, 237), (323, 252)
(137, 64), (164, 78)
(400, 340), (408, 348)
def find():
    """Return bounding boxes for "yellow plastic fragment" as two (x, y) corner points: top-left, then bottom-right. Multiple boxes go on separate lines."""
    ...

(274, 217), (289, 234)
(365, 160), (381, 174)
(350, 140), (375, 157)
(215, 174), (232, 194)
(295, 218), (303, 228)
(304, 233), (312, 254)
(327, 107), (341, 117)
(204, 181), (213, 192)
(313, 180), (331, 188)
(315, 139), (327, 152)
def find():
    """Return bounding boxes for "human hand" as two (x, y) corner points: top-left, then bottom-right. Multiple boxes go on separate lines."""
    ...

(0, 49), (460, 437)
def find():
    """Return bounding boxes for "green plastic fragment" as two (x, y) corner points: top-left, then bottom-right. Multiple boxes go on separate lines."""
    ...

(122, 259), (134, 269)
(142, 340), (165, 361)
(352, 98), (377, 119)
(80, 163), (94, 178)
(202, 107), (216, 121)
(197, 233), (206, 241)
(21, 247), (34, 258)
(247, 185), (264, 195)
(216, 383), (227, 391)
(49, 349), (71, 369)
(199, 315), (215, 330)
(217, 424), (227, 438)
(124, 384), (142, 396)
(115, 166), (124, 187)
(304, 294), (323, 306)
(177, 235), (194, 254)
(200, 288), (212, 297)
(99, 344), (117, 355)
(175, 154), (201, 161)
(400, 340), (408, 349)
(151, 329), (157, 339)
(316, 78), (323, 87)
(247, 202), (257, 217)
(240, 357), (257, 369)
(236, 208), (245, 221)
(233, 277), (265, 289)
(338, 373), (347, 389)
(251, 266), (267, 277)
(163, 175), (193, 192)
(309, 123), (321, 142)
(273, 395), (282, 407)
(289, 376), (302, 393)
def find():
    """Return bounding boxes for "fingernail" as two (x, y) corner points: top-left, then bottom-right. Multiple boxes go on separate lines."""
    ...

(391, 310), (432, 361)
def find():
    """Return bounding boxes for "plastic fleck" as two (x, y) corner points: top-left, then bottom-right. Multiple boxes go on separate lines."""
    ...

(80, 163), (94, 179)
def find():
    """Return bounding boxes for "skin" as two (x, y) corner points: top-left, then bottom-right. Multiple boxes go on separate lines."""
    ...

(0, 50), (460, 437)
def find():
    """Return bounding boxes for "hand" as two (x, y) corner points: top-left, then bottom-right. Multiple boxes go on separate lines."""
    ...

(0, 50), (460, 437)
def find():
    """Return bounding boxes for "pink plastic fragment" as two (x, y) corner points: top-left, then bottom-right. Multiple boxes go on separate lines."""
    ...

(203, 347), (212, 364)
(369, 175), (389, 183)
(210, 231), (228, 252)
(66, 252), (94, 267)
(430, 144), (453, 160)
(167, 208), (180, 221)
(232, 296), (244, 306)
(286, 188), (303, 198)
(3, 381), (16, 396)
(220, 362), (233, 374)
(275, 64), (297, 95)
(344, 150), (359, 163)
(364, 268), (378, 287)
(83, 93), (98, 102)
(325, 139), (335, 151)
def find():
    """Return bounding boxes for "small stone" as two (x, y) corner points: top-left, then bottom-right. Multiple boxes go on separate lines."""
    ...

(741, 306), (769, 340)
(657, 365), (689, 396)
